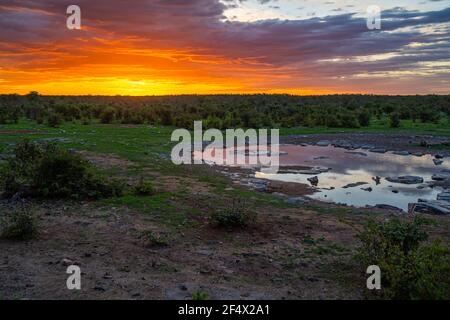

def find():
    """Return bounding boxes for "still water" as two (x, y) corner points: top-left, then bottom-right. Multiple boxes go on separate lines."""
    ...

(256, 145), (450, 211)
(198, 144), (450, 211)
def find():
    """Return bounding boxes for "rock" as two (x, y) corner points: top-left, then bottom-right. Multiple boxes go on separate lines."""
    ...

(413, 152), (424, 157)
(61, 258), (74, 266)
(345, 151), (367, 157)
(385, 176), (424, 185)
(361, 187), (373, 192)
(374, 204), (403, 211)
(316, 140), (331, 147)
(307, 176), (319, 186)
(369, 148), (387, 154)
(342, 182), (368, 189)
(435, 154), (444, 159)
(372, 176), (381, 185)
(433, 159), (444, 165)
(94, 286), (106, 292)
(38, 137), (71, 143)
(409, 200), (450, 215)
(197, 249), (214, 257)
(431, 173), (450, 181)
(437, 192), (450, 202)
(392, 190), (399, 194)
(313, 156), (329, 160)
(286, 197), (308, 205)
(392, 151), (410, 156)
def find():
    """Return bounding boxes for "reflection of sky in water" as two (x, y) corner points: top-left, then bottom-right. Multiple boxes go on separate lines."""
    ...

(200, 144), (450, 211)
(256, 145), (450, 211)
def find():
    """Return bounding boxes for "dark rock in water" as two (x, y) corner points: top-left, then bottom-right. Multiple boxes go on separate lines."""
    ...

(307, 176), (319, 186)
(431, 172), (450, 181)
(392, 190), (399, 194)
(345, 151), (367, 157)
(413, 152), (424, 157)
(342, 182), (368, 189)
(374, 204), (403, 211)
(372, 176), (381, 185)
(392, 151), (410, 156)
(386, 176), (424, 185)
(437, 192), (450, 202)
(316, 140), (331, 147)
(361, 187), (373, 192)
(435, 154), (444, 159)
(433, 159), (444, 166)
(313, 156), (330, 160)
(369, 148), (387, 154)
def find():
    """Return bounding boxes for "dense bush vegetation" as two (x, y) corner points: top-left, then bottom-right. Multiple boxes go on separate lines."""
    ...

(0, 92), (448, 129)
(0, 140), (123, 199)
(356, 217), (450, 300)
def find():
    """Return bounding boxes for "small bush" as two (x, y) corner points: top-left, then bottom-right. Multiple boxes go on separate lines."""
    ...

(0, 139), (123, 199)
(212, 198), (256, 228)
(140, 230), (168, 247)
(356, 217), (449, 300)
(134, 177), (154, 196)
(390, 113), (400, 128)
(192, 291), (209, 300)
(100, 107), (115, 124)
(1, 209), (37, 240)
(47, 113), (63, 127)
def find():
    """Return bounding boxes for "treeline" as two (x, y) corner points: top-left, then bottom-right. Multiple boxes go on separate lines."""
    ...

(0, 92), (449, 129)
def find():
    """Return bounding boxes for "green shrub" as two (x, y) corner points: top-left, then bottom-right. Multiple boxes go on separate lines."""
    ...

(140, 230), (168, 247)
(47, 113), (63, 127)
(0, 139), (123, 199)
(212, 198), (256, 228)
(100, 107), (115, 124)
(1, 209), (37, 240)
(356, 217), (449, 300)
(134, 177), (154, 196)
(192, 291), (209, 300)
(390, 112), (400, 128)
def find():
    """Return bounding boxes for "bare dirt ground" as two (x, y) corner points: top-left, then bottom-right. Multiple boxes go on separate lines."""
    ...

(0, 198), (371, 300)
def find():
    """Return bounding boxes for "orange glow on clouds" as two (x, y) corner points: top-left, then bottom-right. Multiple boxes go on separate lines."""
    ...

(1, 1), (448, 95)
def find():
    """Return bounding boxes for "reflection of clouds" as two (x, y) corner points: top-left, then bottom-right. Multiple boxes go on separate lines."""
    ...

(255, 145), (449, 210)
(279, 145), (450, 177)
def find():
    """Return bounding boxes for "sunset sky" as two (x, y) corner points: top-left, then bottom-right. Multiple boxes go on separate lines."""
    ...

(0, 0), (449, 95)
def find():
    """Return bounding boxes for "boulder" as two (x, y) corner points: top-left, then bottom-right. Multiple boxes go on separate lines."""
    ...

(316, 140), (331, 147)
(307, 176), (319, 186)
(374, 204), (403, 211)
(433, 159), (444, 165)
(392, 151), (410, 156)
(409, 200), (450, 215)
(385, 176), (424, 184)
(431, 172), (450, 181)
(437, 192), (450, 202)
(342, 182), (368, 189)
(369, 148), (387, 154)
